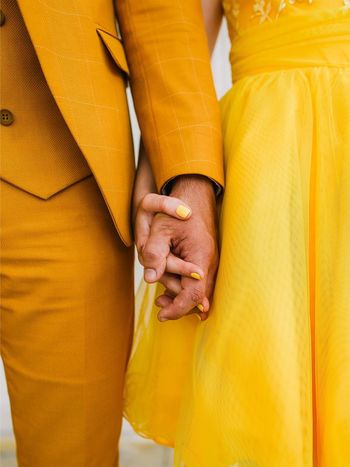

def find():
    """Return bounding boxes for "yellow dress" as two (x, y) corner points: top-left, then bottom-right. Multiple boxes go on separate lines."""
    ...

(124, 2), (350, 466)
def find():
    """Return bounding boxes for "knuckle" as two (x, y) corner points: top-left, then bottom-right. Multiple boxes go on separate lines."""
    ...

(158, 196), (168, 213)
(162, 277), (177, 292)
(140, 193), (151, 209)
(164, 278), (175, 290)
(170, 308), (185, 320)
(154, 218), (173, 236)
(189, 287), (204, 304)
(175, 288), (202, 311)
(174, 296), (188, 312)
(142, 249), (162, 264)
(158, 276), (167, 287)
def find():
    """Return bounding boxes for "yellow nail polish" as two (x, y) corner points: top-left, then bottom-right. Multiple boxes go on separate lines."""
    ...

(176, 205), (191, 219)
(197, 304), (204, 313)
(190, 272), (202, 280)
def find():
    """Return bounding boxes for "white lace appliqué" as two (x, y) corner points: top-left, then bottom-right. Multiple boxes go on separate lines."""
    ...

(223, 0), (349, 34)
(252, 0), (273, 23)
(277, 0), (313, 16)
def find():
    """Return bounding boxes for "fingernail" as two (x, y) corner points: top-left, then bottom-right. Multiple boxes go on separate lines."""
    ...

(195, 313), (202, 322)
(176, 205), (191, 219)
(158, 316), (167, 322)
(197, 304), (204, 313)
(144, 268), (157, 282)
(190, 272), (202, 280)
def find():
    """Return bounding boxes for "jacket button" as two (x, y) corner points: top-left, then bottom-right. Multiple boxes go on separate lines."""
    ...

(1, 109), (14, 126)
(0, 10), (5, 26)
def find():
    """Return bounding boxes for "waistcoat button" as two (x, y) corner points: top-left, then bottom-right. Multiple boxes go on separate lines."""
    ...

(1, 109), (15, 126)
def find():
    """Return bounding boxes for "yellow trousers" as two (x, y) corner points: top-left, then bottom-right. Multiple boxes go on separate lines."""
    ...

(0, 176), (134, 466)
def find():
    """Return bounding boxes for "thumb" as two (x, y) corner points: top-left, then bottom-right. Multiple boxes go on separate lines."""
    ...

(140, 193), (192, 220)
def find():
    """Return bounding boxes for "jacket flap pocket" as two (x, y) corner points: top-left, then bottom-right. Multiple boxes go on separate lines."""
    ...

(97, 28), (129, 76)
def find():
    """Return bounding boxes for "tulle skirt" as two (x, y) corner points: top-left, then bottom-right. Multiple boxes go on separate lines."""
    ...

(124, 10), (350, 467)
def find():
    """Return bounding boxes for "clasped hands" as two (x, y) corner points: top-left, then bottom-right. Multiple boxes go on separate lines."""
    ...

(134, 175), (219, 322)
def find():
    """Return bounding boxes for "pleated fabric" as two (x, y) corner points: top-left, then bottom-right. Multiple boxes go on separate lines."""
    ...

(124, 10), (350, 467)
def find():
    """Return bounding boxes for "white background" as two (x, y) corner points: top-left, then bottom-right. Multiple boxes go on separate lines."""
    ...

(0, 20), (231, 441)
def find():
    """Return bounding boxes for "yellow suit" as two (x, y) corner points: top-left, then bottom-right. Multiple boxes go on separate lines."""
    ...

(0, 0), (223, 465)
(1, 0), (224, 244)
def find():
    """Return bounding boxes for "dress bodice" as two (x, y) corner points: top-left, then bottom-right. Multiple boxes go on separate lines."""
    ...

(223, 0), (350, 38)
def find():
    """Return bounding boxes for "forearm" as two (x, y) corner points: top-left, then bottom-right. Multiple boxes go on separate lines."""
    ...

(201, 0), (223, 55)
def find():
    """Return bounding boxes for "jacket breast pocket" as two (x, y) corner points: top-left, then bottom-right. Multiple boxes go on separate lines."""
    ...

(96, 28), (130, 79)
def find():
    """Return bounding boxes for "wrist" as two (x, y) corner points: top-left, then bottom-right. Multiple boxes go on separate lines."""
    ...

(170, 175), (217, 225)
(170, 175), (216, 199)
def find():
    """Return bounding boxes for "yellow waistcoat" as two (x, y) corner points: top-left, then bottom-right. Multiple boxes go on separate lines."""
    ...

(1, 0), (93, 203)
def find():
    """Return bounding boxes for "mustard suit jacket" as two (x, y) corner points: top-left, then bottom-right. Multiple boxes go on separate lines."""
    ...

(17, 0), (224, 246)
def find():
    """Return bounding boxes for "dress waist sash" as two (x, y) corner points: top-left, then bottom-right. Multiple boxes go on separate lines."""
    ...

(230, 10), (350, 82)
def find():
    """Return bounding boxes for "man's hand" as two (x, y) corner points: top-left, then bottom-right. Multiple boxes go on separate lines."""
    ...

(140, 175), (219, 321)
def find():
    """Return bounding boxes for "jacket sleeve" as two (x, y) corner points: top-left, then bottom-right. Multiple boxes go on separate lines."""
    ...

(115, 0), (224, 192)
